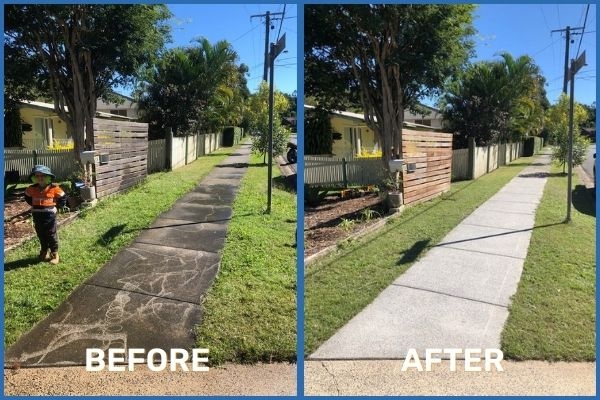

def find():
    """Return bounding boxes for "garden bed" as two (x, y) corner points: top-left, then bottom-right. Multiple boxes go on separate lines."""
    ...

(304, 192), (386, 258)
(4, 190), (81, 251)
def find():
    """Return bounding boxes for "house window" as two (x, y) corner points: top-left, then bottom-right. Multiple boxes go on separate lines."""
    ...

(414, 119), (431, 126)
(110, 109), (128, 117)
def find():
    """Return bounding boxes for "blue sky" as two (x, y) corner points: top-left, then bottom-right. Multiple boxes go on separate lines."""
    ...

(471, 3), (596, 106)
(118, 3), (297, 97)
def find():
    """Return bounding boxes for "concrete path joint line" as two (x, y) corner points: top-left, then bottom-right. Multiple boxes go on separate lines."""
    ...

(83, 282), (204, 306)
(391, 283), (509, 309)
(436, 245), (526, 260)
(133, 239), (221, 256)
(460, 222), (531, 232)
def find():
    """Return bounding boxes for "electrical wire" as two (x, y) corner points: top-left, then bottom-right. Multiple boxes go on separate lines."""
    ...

(575, 4), (590, 58)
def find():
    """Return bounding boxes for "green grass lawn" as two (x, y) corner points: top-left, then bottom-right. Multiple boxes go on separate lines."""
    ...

(501, 164), (596, 361)
(4, 146), (235, 348)
(194, 153), (296, 365)
(304, 157), (539, 355)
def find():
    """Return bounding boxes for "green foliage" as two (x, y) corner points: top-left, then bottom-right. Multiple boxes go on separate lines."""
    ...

(4, 104), (24, 148)
(5, 5), (172, 153)
(502, 164), (595, 361)
(305, 157), (537, 354)
(4, 147), (235, 347)
(305, 4), (476, 163)
(194, 154), (296, 365)
(304, 185), (329, 207)
(305, 106), (334, 155)
(136, 38), (246, 137)
(361, 208), (381, 222)
(441, 53), (548, 147)
(546, 94), (590, 169)
(247, 81), (291, 158)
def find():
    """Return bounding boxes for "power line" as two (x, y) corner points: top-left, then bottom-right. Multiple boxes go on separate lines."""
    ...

(276, 4), (286, 42)
(575, 4), (590, 58)
(231, 23), (261, 43)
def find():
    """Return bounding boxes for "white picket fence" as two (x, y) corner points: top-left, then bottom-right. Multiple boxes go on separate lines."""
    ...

(4, 149), (78, 181)
(304, 155), (384, 188)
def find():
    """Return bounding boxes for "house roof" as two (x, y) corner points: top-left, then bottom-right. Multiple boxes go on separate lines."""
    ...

(304, 105), (442, 131)
(20, 100), (136, 121)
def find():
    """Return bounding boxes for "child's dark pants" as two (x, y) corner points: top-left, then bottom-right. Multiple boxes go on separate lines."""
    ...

(32, 212), (58, 252)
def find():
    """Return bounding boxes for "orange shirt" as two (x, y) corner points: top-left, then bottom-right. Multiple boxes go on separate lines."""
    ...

(25, 184), (65, 207)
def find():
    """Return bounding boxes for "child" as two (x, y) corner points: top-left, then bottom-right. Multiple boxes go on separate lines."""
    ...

(24, 165), (67, 265)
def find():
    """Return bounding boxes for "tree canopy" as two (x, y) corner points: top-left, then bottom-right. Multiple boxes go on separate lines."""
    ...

(441, 53), (549, 147)
(135, 38), (246, 137)
(305, 4), (476, 165)
(545, 93), (590, 170)
(247, 81), (291, 160)
(4, 4), (171, 154)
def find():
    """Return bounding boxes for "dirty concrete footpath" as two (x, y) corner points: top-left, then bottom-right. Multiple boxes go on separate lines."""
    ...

(5, 144), (252, 367)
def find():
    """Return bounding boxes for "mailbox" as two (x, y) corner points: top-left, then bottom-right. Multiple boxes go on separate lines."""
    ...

(388, 159), (404, 172)
(80, 150), (99, 164)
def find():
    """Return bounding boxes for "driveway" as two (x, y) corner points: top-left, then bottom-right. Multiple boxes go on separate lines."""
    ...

(581, 144), (595, 181)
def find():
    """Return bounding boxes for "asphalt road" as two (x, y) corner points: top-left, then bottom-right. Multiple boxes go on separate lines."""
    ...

(581, 144), (595, 181)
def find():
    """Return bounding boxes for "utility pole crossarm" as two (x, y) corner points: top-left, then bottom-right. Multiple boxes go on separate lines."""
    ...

(251, 11), (285, 82)
(551, 26), (585, 93)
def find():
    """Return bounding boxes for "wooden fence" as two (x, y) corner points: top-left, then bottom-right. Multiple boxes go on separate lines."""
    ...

(148, 139), (167, 173)
(4, 148), (78, 181)
(93, 118), (148, 198)
(304, 155), (384, 188)
(401, 129), (453, 206)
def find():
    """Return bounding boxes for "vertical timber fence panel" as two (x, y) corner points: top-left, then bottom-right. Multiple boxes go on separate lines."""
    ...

(304, 155), (385, 188)
(401, 129), (453, 206)
(93, 118), (148, 198)
(4, 149), (78, 181)
(147, 139), (167, 173)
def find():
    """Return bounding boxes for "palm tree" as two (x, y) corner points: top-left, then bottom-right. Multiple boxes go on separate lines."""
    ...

(136, 38), (241, 136)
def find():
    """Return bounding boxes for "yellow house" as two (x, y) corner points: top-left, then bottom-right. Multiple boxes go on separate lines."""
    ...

(306, 105), (443, 157)
(19, 101), (70, 149)
(18, 100), (136, 149)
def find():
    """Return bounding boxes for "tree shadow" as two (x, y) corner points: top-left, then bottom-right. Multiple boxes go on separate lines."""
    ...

(518, 172), (565, 178)
(4, 257), (41, 272)
(215, 163), (250, 168)
(96, 224), (127, 246)
(396, 239), (431, 266)
(274, 174), (297, 193)
(572, 185), (595, 218)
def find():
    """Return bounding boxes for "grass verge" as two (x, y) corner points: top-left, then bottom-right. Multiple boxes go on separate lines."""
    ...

(501, 164), (595, 361)
(4, 146), (236, 347)
(194, 153), (296, 365)
(304, 157), (538, 355)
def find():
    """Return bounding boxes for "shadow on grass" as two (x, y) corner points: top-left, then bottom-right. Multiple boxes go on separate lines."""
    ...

(96, 224), (127, 246)
(4, 257), (40, 272)
(274, 174), (297, 193)
(572, 185), (596, 218)
(396, 239), (431, 266)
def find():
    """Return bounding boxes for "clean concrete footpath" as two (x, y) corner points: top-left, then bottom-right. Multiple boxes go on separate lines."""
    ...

(311, 152), (552, 360)
(5, 143), (252, 367)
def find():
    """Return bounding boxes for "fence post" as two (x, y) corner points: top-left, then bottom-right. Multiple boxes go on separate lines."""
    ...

(468, 137), (475, 180)
(185, 133), (189, 165)
(166, 128), (173, 170)
(342, 157), (348, 187)
(33, 149), (37, 166)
